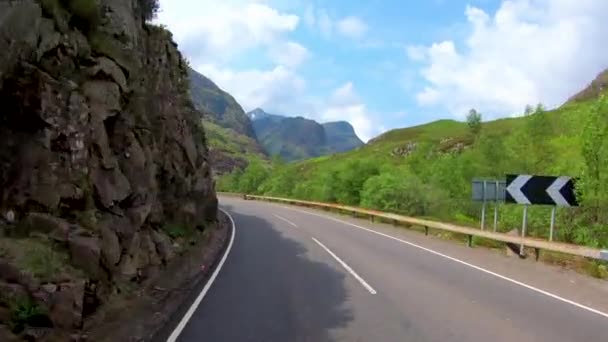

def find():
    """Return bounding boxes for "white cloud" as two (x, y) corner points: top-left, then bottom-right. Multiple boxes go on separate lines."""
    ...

(156, 1), (300, 63)
(302, 5), (368, 40)
(321, 82), (380, 142)
(197, 63), (306, 114)
(336, 16), (368, 39)
(410, 0), (608, 119)
(267, 41), (310, 68)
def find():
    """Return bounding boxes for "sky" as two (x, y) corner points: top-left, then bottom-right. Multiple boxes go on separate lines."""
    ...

(156, 0), (608, 142)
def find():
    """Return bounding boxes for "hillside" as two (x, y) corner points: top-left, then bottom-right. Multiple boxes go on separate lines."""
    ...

(0, 0), (217, 339)
(248, 108), (363, 161)
(187, 68), (266, 173)
(568, 68), (608, 103)
(188, 67), (257, 139)
(223, 69), (608, 250)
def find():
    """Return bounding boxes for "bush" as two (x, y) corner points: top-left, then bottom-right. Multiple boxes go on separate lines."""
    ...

(360, 169), (449, 217)
(8, 298), (50, 333)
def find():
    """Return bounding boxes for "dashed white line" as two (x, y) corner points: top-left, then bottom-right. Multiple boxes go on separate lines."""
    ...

(312, 237), (377, 295)
(167, 208), (237, 342)
(272, 214), (298, 228)
(282, 205), (608, 320)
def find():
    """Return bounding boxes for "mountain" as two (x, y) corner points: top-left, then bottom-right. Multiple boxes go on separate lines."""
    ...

(247, 108), (364, 161)
(188, 67), (257, 139)
(187, 68), (266, 174)
(323, 121), (365, 153)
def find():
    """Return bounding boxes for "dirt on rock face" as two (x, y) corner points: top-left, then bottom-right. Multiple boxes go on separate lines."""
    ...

(0, 0), (217, 339)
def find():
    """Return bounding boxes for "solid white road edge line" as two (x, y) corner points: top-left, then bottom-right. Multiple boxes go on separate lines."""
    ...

(272, 213), (298, 228)
(166, 208), (237, 342)
(312, 237), (377, 295)
(283, 205), (608, 320)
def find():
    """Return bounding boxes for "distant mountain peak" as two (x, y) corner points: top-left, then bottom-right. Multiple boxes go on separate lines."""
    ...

(246, 108), (285, 122)
(248, 110), (364, 161)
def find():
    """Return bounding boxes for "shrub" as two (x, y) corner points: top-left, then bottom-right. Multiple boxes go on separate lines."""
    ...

(8, 298), (50, 333)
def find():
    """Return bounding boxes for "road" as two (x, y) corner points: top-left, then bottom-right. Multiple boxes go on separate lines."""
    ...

(174, 197), (608, 342)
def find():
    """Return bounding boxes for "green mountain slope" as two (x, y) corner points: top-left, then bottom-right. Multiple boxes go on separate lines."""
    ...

(188, 67), (257, 139)
(187, 68), (266, 173)
(224, 69), (608, 250)
(248, 108), (363, 161)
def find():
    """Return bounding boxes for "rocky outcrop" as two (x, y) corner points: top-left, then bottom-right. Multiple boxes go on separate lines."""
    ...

(0, 0), (217, 338)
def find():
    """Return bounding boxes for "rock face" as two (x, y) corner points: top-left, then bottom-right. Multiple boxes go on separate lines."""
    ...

(0, 0), (217, 336)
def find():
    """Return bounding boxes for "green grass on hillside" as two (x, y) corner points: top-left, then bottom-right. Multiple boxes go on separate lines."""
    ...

(203, 120), (267, 173)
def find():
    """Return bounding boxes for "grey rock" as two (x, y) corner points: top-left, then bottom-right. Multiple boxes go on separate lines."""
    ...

(100, 225), (121, 268)
(41, 283), (58, 294)
(0, 262), (39, 291)
(0, 281), (28, 305)
(140, 231), (161, 267)
(20, 213), (70, 242)
(82, 80), (121, 123)
(119, 232), (140, 278)
(68, 236), (101, 278)
(151, 230), (174, 262)
(89, 57), (128, 92)
(37, 18), (61, 59)
(92, 167), (131, 209)
(126, 203), (152, 228)
(50, 280), (85, 329)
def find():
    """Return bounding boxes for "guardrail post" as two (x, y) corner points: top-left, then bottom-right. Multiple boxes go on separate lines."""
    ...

(534, 248), (540, 261)
(424, 226), (429, 236)
(370, 215), (375, 223)
(467, 235), (473, 247)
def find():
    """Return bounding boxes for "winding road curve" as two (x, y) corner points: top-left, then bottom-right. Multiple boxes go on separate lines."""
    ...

(173, 196), (608, 342)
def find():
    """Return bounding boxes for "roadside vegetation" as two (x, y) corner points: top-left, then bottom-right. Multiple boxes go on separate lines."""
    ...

(219, 94), (608, 253)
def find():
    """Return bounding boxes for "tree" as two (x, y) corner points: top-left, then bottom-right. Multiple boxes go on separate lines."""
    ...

(524, 104), (534, 116)
(535, 103), (545, 114)
(238, 159), (270, 194)
(580, 95), (608, 224)
(466, 109), (482, 136)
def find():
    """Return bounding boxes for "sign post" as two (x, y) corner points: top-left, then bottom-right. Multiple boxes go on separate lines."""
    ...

(481, 182), (486, 230)
(549, 206), (557, 241)
(493, 180), (499, 232)
(521, 205), (528, 255)
(505, 174), (578, 245)
(472, 179), (506, 231)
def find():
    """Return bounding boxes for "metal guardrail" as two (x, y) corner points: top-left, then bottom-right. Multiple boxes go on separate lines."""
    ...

(235, 194), (608, 262)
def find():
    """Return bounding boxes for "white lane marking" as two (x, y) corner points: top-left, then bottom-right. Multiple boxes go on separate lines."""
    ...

(167, 208), (237, 342)
(312, 237), (377, 295)
(282, 205), (608, 320)
(272, 214), (298, 228)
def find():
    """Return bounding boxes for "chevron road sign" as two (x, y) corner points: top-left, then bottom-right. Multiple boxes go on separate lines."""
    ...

(505, 174), (578, 207)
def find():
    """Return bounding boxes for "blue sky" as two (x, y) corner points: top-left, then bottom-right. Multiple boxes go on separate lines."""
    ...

(157, 0), (608, 141)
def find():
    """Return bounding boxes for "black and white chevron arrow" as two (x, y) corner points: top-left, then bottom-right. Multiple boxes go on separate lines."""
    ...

(505, 174), (578, 207)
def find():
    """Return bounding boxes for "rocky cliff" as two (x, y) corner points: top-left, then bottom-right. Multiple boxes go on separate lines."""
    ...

(0, 0), (217, 339)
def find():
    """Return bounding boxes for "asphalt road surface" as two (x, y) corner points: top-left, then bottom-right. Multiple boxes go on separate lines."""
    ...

(175, 197), (608, 342)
